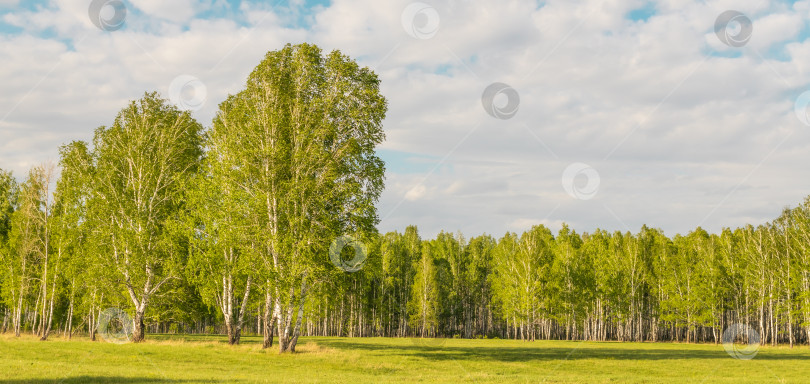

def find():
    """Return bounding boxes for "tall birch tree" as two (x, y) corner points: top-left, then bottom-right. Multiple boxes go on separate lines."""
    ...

(186, 166), (255, 345)
(87, 92), (203, 342)
(208, 43), (387, 352)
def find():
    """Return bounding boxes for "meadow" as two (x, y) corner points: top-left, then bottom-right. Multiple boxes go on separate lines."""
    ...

(2, 334), (809, 383)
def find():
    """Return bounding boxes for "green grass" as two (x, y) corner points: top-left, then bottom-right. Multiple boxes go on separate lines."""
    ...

(1, 334), (809, 383)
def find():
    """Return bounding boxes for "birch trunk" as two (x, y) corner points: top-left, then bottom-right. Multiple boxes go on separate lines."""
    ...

(132, 306), (146, 342)
(263, 284), (275, 349)
(39, 278), (57, 340)
(288, 276), (309, 352)
(232, 277), (252, 345)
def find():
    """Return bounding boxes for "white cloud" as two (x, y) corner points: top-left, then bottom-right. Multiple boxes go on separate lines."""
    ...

(747, 12), (804, 51)
(405, 184), (427, 201)
(1, 0), (809, 239)
(128, 0), (200, 24)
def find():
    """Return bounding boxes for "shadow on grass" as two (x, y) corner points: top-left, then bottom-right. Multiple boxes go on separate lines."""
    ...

(312, 338), (810, 362)
(0, 377), (197, 383)
(148, 333), (265, 345)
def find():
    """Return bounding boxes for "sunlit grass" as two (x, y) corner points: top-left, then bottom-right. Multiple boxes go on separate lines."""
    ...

(1, 334), (809, 383)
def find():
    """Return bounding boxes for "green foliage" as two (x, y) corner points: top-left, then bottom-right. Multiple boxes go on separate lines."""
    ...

(208, 43), (387, 350)
(0, 169), (15, 246)
(0, 168), (17, 315)
(408, 240), (439, 336)
(86, 91), (204, 340)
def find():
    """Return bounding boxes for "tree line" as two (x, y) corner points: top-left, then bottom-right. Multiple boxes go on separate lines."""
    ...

(302, 208), (810, 348)
(2, 43), (810, 350)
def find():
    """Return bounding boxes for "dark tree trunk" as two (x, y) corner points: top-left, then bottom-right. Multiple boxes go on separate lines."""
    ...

(226, 320), (236, 345)
(132, 309), (146, 342)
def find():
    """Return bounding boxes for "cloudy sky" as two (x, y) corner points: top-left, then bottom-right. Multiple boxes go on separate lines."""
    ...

(1, 0), (809, 239)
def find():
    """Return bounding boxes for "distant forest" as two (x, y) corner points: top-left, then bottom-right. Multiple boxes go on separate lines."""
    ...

(2, 44), (809, 352)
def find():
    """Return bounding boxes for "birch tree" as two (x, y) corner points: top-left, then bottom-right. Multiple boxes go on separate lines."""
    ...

(492, 226), (555, 340)
(4, 166), (50, 337)
(209, 43), (387, 352)
(47, 142), (93, 340)
(0, 169), (17, 333)
(87, 92), (203, 342)
(32, 164), (57, 341)
(466, 234), (496, 337)
(186, 166), (254, 345)
(408, 241), (438, 337)
(790, 199), (810, 345)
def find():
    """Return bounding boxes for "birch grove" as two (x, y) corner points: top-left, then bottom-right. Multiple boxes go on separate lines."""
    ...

(3, 44), (810, 350)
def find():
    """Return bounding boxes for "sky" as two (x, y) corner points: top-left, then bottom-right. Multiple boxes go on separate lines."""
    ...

(1, 0), (809, 239)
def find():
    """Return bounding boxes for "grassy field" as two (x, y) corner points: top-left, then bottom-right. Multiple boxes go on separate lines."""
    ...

(1, 334), (809, 383)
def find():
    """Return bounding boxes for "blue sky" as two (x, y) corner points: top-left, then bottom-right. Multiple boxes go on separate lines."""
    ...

(1, 0), (809, 238)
